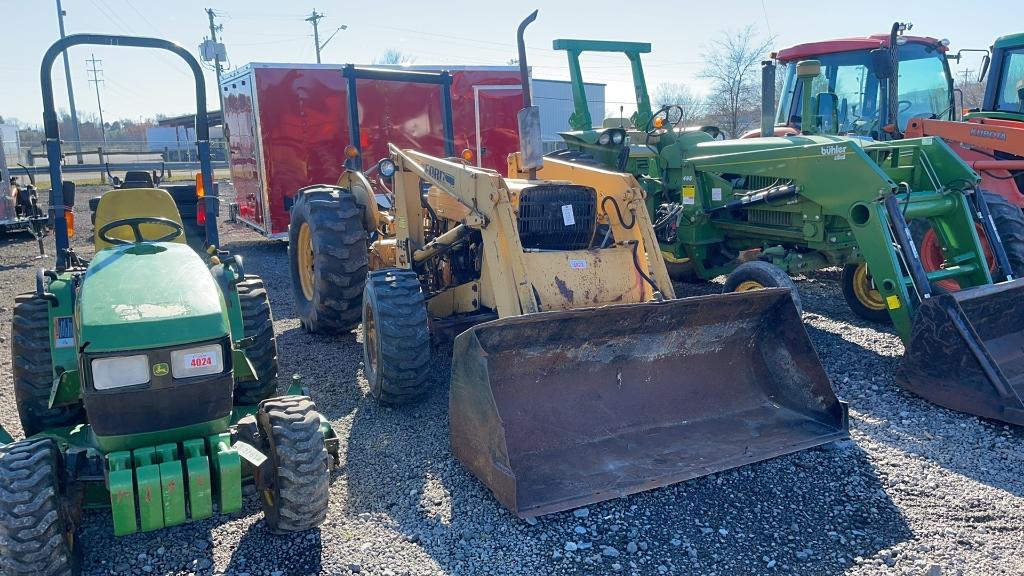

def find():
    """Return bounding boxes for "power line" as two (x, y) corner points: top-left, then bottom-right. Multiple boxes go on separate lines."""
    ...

(305, 10), (324, 64)
(86, 54), (107, 147)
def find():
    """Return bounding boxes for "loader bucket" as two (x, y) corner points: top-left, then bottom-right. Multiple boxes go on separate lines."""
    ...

(449, 288), (849, 517)
(897, 279), (1024, 425)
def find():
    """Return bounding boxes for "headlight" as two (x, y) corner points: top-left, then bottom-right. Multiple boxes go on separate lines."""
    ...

(611, 130), (625, 145)
(377, 158), (396, 178)
(598, 132), (611, 146)
(170, 344), (224, 379)
(92, 355), (150, 390)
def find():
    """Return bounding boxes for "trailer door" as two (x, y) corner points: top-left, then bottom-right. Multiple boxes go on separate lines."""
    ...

(223, 72), (266, 232)
(473, 85), (522, 169)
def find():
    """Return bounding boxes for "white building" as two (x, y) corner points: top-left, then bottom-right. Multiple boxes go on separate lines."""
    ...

(532, 79), (605, 148)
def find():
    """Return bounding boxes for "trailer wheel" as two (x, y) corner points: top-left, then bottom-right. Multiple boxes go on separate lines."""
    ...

(11, 293), (84, 437)
(256, 395), (331, 533)
(0, 438), (78, 576)
(288, 188), (368, 333)
(841, 263), (892, 323)
(722, 261), (802, 314)
(233, 275), (279, 404)
(664, 257), (701, 282)
(362, 269), (431, 405)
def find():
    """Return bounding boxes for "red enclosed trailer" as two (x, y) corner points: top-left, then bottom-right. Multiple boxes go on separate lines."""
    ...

(221, 63), (523, 238)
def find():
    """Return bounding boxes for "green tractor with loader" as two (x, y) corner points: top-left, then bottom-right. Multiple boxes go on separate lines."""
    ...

(0, 35), (337, 576)
(553, 38), (1024, 426)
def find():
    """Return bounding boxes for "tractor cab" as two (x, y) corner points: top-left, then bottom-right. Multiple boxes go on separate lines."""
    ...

(975, 32), (1024, 121)
(772, 33), (955, 138)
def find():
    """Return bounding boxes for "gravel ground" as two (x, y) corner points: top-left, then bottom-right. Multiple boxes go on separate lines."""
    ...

(0, 184), (1021, 576)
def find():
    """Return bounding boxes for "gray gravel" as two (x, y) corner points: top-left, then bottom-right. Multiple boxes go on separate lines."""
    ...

(0, 184), (1021, 575)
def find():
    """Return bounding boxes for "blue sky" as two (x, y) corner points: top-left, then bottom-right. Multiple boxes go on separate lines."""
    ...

(3, 0), (1019, 127)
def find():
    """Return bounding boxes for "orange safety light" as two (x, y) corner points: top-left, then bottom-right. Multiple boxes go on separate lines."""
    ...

(196, 172), (207, 226)
(344, 145), (360, 159)
(654, 117), (665, 129)
(460, 148), (474, 162)
(65, 209), (74, 238)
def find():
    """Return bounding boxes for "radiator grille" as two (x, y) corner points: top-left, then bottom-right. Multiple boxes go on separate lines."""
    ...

(518, 185), (597, 250)
(747, 209), (793, 227)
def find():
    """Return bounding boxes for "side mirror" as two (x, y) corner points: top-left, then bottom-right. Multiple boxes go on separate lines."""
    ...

(517, 106), (543, 172)
(979, 54), (991, 83)
(870, 49), (893, 80)
(814, 93), (839, 134)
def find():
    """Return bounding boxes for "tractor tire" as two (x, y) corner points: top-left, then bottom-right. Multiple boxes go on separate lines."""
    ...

(255, 395), (331, 533)
(664, 259), (701, 283)
(0, 438), (77, 576)
(362, 269), (431, 405)
(841, 263), (892, 324)
(233, 275), (279, 404)
(910, 192), (1024, 290)
(722, 260), (803, 314)
(982, 191), (1024, 279)
(288, 188), (368, 334)
(11, 293), (84, 437)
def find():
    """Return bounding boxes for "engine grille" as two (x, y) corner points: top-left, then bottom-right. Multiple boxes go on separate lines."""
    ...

(747, 209), (794, 227)
(518, 185), (596, 250)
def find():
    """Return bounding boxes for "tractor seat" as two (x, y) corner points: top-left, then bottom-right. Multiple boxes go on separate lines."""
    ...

(93, 188), (187, 251)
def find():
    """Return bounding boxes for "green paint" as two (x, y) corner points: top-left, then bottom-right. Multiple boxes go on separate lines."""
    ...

(133, 448), (164, 532)
(108, 451), (138, 536)
(78, 243), (229, 353)
(208, 433), (242, 514)
(184, 439), (213, 520)
(49, 369), (80, 408)
(553, 39), (652, 131)
(156, 443), (186, 527)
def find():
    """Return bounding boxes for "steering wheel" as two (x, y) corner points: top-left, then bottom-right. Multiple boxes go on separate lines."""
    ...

(897, 100), (913, 114)
(98, 216), (184, 245)
(645, 105), (684, 137)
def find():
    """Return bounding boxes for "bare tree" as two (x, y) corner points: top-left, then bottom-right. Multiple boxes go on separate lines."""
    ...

(700, 26), (774, 137)
(373, 49), (415, 66)
(954, 69), (987, 113)
(651, 82), (708, 126)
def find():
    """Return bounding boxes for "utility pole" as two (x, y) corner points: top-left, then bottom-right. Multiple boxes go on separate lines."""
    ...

(206, 8), (225, 114)
(304, 10), (346, 64)
(306, 10), (324, 63)
(86, 54), (106, 147)
(55, 0), (83, 163)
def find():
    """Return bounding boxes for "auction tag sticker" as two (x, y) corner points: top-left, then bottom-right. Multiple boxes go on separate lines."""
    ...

(561, 204), (576, 226)
(185, 351), (217, 369)
(682, 185), (696, 205)
(232, 440), (268, 467)
(922, 137), (933, 145)
(54, 317), (75, 348)
(711, 187), (723, 202)
(570, 259), (587, 270)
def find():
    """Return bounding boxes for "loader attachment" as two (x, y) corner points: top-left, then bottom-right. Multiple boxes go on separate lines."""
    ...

(897, 279), (1024, 425)
(449, 288), (848, 517)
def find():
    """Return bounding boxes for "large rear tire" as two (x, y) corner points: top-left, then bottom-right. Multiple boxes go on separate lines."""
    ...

(911, 191), (1024, 290)
(982, 191), (1024, 279)
(722, 261), (802, 314)
(11, 293), (84, 437)
(288, 188), (368, 334)
(256, 395), (331, 533)
(841, 263), (892, 323)
(362, 269), (431, 405)
(0, 438), (77, 576)
(233, 275), (279, 404)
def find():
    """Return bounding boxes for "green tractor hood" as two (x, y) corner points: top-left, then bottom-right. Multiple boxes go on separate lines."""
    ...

(79, 243), (228, 353)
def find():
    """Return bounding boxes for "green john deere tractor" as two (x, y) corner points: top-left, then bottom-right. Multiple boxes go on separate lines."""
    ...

(0, 35), (338, 576)
(551, 39), (1024, 426)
